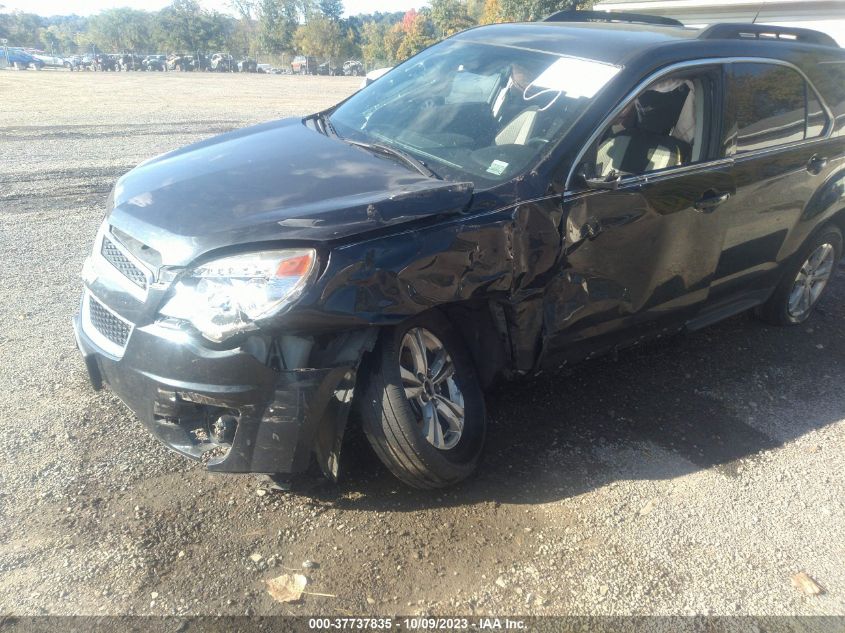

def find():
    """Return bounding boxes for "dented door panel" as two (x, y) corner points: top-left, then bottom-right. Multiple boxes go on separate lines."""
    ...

(544, 167), (735, 360)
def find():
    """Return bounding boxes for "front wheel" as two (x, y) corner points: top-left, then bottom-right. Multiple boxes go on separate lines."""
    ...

(757, 225), (842, 325)
(359, 312), (486, 489)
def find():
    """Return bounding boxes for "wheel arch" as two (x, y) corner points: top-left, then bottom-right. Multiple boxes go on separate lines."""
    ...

(801, 167), (845, 231)
(434, 300), (510, 391)
(778, 167), (845, 268)
(355, 300), (511, 393)
(334, 299), (511, 481)
(828, 206), (845, 241)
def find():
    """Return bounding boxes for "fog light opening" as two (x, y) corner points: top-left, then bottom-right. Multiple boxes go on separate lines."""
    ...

(211, 414), (238, 445)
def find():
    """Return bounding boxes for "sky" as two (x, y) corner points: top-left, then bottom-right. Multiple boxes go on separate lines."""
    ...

(0, 0), (424, 17)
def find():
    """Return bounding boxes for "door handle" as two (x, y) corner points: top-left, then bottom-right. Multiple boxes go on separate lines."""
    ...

(694, 190), (731, 213)
(807, 154), (828, 175)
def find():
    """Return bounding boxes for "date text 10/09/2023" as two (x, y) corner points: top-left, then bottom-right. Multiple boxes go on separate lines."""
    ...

(307, 618), (528, 630)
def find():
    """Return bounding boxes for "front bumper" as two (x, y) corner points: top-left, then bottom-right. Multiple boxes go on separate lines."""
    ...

(72, 301), (364, 477)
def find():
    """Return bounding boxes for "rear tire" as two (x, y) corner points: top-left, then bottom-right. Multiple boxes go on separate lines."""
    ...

(359, 312), (486, 489)
(757, 225), (842, 325)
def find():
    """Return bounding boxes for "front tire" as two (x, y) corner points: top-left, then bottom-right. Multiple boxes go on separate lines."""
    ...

(757, 225), (842, 325)
(359, 312), (486, 489)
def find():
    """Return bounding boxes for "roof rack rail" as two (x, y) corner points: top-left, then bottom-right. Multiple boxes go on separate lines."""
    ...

(698, 23), (839, 48)
(544, 10), (684, 28)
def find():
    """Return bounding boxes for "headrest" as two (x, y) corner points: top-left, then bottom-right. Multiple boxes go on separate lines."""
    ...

(636, 85), (690, 135)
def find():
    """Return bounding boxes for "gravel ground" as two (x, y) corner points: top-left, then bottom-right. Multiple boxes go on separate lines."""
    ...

(1, 71), (844, 618)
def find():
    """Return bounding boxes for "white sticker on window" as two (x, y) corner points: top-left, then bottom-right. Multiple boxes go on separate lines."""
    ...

(487, 160), (509, 176)
(531, 57), (621, 100)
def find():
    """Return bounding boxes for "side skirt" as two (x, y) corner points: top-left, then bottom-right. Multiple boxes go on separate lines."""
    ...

(684, 290), (772, 332)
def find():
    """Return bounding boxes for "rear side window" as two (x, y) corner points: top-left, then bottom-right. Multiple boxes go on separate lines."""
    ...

(807, 92), (827, 138)
(806, 62), (845, 136)
(726, 62), (827, 154)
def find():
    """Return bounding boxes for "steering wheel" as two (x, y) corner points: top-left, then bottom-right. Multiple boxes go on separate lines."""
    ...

(419, 97), (443, 110)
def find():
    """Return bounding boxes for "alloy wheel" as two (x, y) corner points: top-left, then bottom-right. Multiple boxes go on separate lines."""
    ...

(399, 327), (465, 450)
(788, 243), (836, 320)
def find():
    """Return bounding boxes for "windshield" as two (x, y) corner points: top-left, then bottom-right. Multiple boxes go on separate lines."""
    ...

(330, 38), (620, 185)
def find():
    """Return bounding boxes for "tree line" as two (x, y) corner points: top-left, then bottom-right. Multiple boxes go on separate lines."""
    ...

(0, 0), (592, 69)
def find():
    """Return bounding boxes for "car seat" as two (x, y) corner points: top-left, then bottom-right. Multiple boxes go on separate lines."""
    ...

(597, 86), (692, 176)
(496, 106), (540, 146)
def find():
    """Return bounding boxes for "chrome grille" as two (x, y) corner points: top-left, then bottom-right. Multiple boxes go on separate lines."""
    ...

(88, 295), (131, 348)
(101, 237), (148, 290)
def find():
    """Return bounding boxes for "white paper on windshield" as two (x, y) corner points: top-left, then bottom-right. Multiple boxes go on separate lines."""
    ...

(530, 57), (621, 100)
(487, 160), (509, 176)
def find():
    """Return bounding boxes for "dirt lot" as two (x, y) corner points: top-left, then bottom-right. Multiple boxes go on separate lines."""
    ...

(1, 71), (844, 618)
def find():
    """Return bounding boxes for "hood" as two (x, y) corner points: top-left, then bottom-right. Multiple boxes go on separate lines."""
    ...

(108, 118), (474, 267)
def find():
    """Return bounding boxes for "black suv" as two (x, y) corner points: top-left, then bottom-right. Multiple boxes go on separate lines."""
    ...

(74, 12), (845, 489)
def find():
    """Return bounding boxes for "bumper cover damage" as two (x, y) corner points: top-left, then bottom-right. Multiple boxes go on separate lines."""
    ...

(73, 312), (375, 478)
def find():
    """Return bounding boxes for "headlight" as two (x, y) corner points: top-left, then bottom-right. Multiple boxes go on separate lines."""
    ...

(159, 249), (317, 343)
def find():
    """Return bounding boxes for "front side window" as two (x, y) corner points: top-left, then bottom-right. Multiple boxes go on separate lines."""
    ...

(589, 67), (718, 179)
(330, 39), (620, 185)
(726, 62), (827, 154)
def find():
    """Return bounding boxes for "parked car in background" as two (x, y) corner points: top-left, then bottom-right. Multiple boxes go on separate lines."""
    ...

(343, 60), (364, 76)
(94, 54), (118, 71)
(1, 47), (44, 70)
(64, 54), (94, 71)
(74, 13), (845, 490)
(316, 61), (339, 76)
(291, 55), (317, 75)
(142, 55), (166, 71)
(167, 54), (192, 72)
(115, 54), (139, 71)
(238, 58), (258, 73)
(30, 51), (67, 68)
(191, 54), (209, 72)
(209, 53), (235, 72)
(79, 54), (96, 70)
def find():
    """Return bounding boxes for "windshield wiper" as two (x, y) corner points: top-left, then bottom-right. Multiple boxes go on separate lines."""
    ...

(345, 140), (442, 180)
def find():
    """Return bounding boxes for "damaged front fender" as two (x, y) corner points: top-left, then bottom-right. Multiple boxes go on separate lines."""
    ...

(289, 191), (570, 379)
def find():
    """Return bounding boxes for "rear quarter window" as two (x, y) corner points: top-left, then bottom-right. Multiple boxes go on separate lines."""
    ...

(727, 63), (810, 153)
(806, 62), (845, 136)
